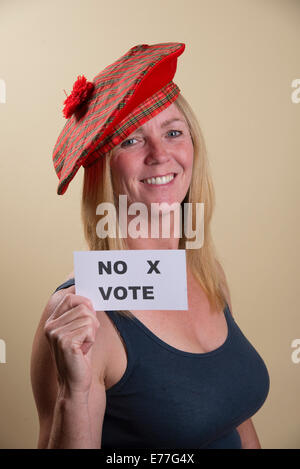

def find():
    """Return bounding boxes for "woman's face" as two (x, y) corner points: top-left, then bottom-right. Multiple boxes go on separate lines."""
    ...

(110, 102), (194, 209)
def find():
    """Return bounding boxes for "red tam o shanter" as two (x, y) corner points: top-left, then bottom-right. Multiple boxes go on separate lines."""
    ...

(52, 42), (185, 195)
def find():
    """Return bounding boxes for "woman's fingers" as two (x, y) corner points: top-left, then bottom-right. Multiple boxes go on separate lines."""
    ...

(46, 303), (100, 331)
(51, 323), (97, 354)
(51, 292), (96, 320)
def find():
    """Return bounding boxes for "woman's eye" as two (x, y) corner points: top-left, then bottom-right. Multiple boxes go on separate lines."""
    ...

(167, 130), (182, 137)
(120, 130), (182, 148)
(120, 137), (137, 148)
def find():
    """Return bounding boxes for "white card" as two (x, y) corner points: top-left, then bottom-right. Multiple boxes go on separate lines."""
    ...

(73, 250), (188, 311)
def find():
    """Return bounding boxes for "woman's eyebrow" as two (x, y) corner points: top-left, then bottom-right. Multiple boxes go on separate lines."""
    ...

(134, 118), (186, 134)
(161, 118), (186, 127)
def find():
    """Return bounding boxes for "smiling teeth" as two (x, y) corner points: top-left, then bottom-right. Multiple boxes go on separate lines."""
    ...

(144, 174), (175, 185)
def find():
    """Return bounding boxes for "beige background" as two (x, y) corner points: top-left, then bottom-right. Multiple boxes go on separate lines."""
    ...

(0, 0), (299, 449)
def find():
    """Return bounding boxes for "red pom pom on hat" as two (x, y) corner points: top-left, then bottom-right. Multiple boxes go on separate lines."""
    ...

(63, 75), (94, 119)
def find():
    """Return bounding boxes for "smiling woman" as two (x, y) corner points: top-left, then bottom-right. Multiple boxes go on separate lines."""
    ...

(31, 42), (270, 450)
(110, 103), (194, 209)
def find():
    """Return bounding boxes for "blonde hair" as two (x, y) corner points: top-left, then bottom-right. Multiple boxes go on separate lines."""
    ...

(81, 94), (231, 319)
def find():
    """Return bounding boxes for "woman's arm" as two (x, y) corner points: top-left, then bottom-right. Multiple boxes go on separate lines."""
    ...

(30, 287), (108, 448)
(47, 381), (106, 449)
(236, 419), (261, 449)
(47, 374), (107, 448)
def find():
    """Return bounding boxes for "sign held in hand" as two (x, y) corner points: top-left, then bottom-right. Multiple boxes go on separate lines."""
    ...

(73, 250), (188, 311)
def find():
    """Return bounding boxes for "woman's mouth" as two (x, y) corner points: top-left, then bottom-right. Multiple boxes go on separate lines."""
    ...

(141, 173), (177, 186)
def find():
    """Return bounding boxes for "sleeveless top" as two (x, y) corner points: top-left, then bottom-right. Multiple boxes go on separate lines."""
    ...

(53, 278), (270, 449)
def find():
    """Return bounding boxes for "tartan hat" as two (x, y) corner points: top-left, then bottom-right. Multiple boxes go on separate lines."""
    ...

(52, 42), (185, 195)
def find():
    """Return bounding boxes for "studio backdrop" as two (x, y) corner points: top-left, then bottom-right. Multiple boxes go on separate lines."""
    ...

(0, 0), (299, 449)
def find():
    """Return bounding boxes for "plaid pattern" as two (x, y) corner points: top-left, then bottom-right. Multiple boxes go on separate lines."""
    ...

(52, 42), (185, 195)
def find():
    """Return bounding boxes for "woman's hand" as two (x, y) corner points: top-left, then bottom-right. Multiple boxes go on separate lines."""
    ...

(43, 291), (100, 396)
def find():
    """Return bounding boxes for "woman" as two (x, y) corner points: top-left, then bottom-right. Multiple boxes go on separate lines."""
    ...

(30, 43), (270, 449)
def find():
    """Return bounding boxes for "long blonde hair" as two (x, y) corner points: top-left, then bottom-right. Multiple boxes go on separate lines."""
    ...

(81, 94), (230, 318)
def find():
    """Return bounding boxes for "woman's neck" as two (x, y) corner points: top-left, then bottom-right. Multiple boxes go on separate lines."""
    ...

(125, 236), (180, 250)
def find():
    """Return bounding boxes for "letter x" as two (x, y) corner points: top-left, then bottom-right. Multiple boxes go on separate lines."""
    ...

(147, 260), (160, 274)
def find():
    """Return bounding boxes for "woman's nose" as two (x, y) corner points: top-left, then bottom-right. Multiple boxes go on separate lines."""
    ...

(144, 140), (170, 165)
